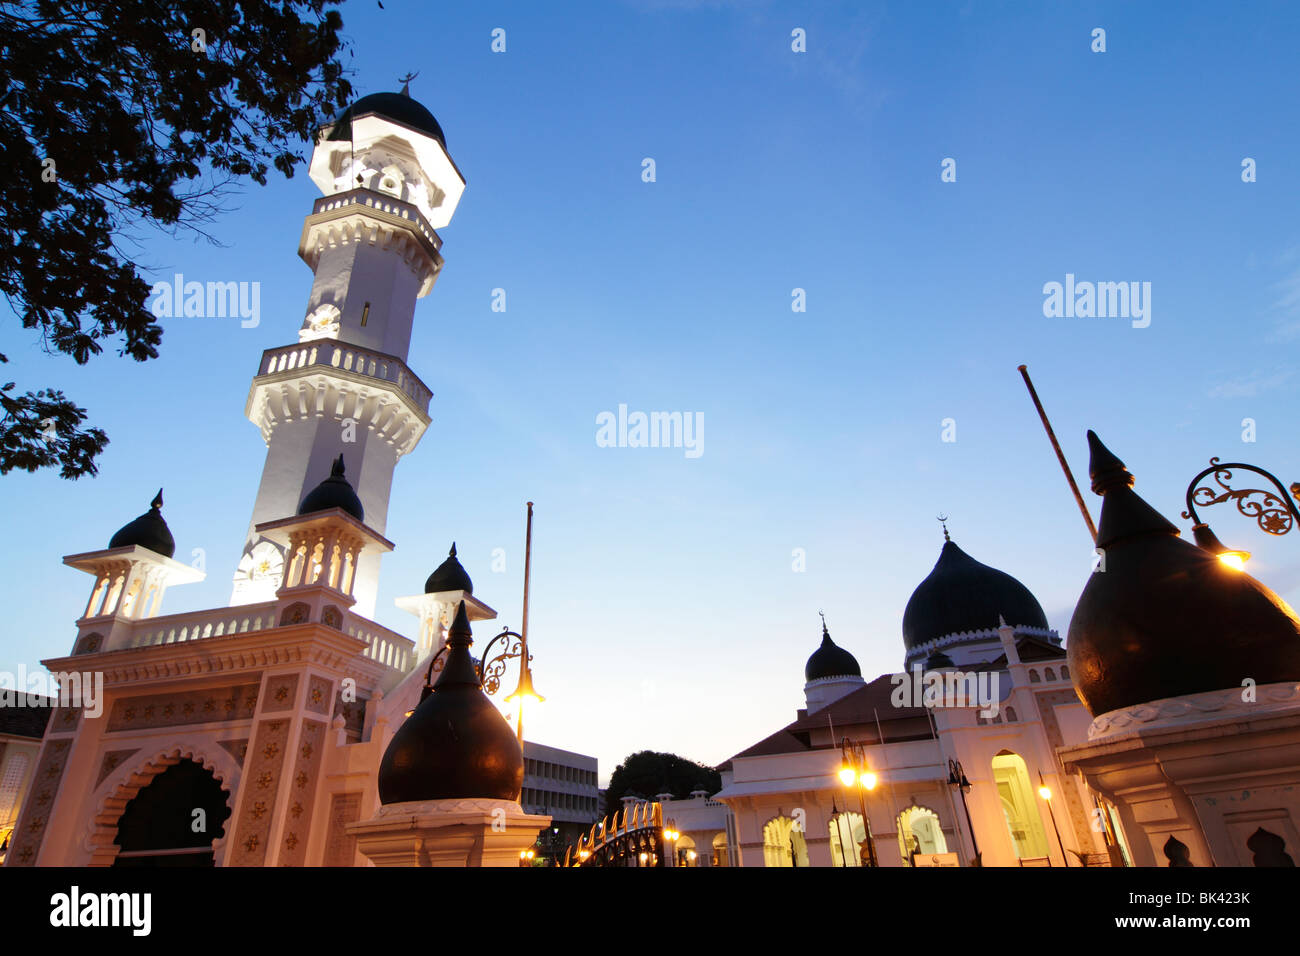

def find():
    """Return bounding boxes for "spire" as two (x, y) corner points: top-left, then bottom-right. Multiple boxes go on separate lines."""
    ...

(1087, 430), (1178, 548)
(151, 488), (164, 511)
(398, 70), (419, 97)
(937, 513), (950, 541)
(331, 453), (345, 478)
(433, 600), (481, 688)
(819, 609), (830, 641)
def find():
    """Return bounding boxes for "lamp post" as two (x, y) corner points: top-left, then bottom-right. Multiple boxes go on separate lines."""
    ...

(946, 759), (981, 867)
(837, 738), (879, 867)
(1037, 771), (1069, 867)
(1182, 458), (1300, 569)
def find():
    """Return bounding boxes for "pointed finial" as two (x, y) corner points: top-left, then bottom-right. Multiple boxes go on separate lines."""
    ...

(818, 610), (833, 642)
(1086, 430), (1132, 494)
(151, 488), (164, 511)
(449, 542), (457, 558)
(432, 600), (482, 688)
(331, 453), (346, 478)
(398, 70), (419, 96)
(937, 513), (950, 541)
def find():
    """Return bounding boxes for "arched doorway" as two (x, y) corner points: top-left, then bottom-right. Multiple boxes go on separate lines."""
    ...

(676, 834), (697, 866)
(896, 806), (947, 865)
(991, 752), (1048, 861)
(112, 758), (232, 866)
(711, 831), (728, 867)
(828, 811), (865, 867)
(762, 816), (809, 867)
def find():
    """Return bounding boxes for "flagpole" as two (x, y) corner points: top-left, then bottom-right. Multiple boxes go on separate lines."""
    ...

(1018, 365), (1097, 544)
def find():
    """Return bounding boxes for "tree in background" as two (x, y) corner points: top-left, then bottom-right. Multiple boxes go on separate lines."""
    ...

(602, 750), (721, 818)
(0, 0), (352, 478)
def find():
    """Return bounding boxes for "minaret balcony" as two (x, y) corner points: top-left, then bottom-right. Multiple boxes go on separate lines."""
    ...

(299, 188), (445, 296)
(246, 341), (432, 457)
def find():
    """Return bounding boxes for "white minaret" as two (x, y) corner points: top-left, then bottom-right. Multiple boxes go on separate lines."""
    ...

(232, 88), (465, 618)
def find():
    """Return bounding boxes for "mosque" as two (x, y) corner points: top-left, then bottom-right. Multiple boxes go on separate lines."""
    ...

(3, 87), (555, 867)
(711, 433), (1300, 867)
(5, 83), (1300, 869)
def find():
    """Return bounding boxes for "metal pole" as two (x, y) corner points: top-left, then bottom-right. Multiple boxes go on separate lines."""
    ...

(517, 501), (534, 744)
(1041, 771), (1069, 866)
(1018, 365), (1097, 543)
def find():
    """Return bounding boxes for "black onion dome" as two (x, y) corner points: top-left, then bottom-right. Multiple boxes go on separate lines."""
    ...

(424, 542), (473, 594)
(902, 540), (1049, 650)
(109, 489), (176, 558)
(805, 622), (862, 682)
(298, 454), (364, 521)
(1068, 431), (1300, 716)
(327, 91), (446, 147)
(378, 601), (524, 803)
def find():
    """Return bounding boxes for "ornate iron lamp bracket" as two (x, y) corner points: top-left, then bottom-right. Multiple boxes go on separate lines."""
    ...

(477, 627), (528, 696)
(1181, 458), (1300, 537)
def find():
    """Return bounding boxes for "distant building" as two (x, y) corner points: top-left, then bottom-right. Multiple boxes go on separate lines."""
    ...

(658, 790), (731, 866)
(521, 742), (599, 856)
(0, 695), (52, 862)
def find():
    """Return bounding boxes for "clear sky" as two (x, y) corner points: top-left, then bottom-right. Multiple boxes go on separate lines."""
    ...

(4, 1), (1300, 786)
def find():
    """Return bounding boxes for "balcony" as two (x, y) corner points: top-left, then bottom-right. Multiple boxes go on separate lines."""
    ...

(257, 341), (432, 412)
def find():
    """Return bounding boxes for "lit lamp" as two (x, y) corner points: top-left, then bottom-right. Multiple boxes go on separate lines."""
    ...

(504, 655), (545, 744)
(836, 738), (880, 867)
(1037, 771), (1070, 866)
(1191, 523), (1250, 571)
(1183, 458), (1300, 568)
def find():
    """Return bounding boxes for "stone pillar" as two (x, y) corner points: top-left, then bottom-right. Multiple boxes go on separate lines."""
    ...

(348, 798), (550, 866)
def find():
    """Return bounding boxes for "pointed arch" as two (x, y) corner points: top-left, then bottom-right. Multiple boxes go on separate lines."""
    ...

(83, 742), (241, 866)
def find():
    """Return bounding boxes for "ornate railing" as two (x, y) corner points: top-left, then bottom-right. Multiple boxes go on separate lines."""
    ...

(130, 603), (279, 648)
(346, 620), (416, 673)
(257, 341), (432, 411)
(311, 188), (442, 252)
(565, 801), (665, 867)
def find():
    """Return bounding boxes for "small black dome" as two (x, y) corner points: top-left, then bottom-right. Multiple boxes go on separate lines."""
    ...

(805, 622), (862, 682)
(902, 540), (1049, 650)
(298, 454), (364, 521)
(378, 602), (523, 803)
(327, 91), (446, 148)
(109, 490), (176, 558)
(425, 543), (473, 594)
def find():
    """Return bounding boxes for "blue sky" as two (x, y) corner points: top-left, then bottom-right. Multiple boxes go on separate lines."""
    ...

(4, 1), (1300, 784)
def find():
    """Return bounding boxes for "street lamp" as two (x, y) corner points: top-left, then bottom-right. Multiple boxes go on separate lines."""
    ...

(1183, 458), (1300, 569)
(946, 759), (981, 867)
(837, 738), (880, 867)
(1037, 771), (1069, 867)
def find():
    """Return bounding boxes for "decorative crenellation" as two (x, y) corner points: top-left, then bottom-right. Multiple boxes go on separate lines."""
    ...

(299, 205), (442, 296)
(906, 625), (1061, 663)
